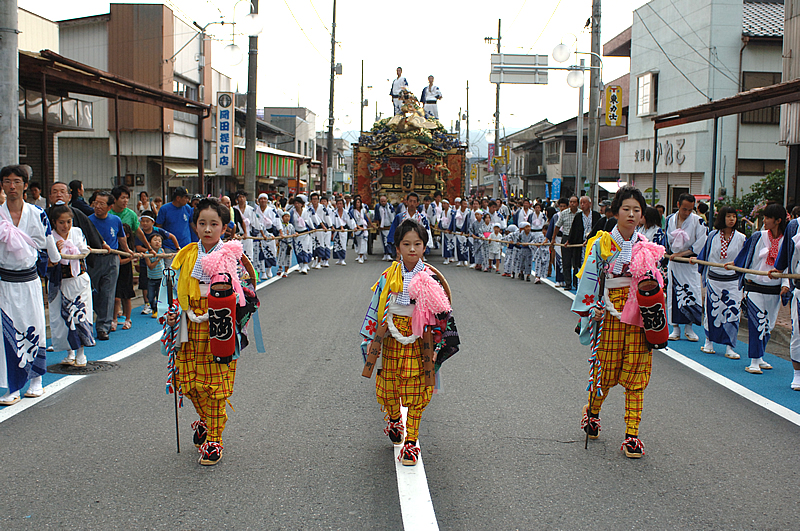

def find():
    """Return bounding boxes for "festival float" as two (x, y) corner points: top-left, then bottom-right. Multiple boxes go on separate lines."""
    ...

(353, 89), (466, 207)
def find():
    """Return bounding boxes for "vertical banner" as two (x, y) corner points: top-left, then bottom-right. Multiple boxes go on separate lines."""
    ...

(545, 182), (551, 199)
(605, 85), (622, 127)
(487, 143), (495, 172)
(500, 173), (508, 199)
(217, 92), (234, 176)
(552, 177), (562, 200)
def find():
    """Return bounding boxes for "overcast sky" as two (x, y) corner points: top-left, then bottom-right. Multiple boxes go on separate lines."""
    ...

(21, 0), (647, 153)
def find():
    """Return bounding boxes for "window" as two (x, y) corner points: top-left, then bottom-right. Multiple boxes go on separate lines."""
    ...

(741, 72), (781, 124)
(304, 141), (308, 156)
(173, 79), (197, 101)
(637, 72), (658, 116)
(298, 140), (302, 153)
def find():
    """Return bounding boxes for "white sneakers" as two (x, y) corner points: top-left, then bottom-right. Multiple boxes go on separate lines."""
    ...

(382, 254), (391, 261)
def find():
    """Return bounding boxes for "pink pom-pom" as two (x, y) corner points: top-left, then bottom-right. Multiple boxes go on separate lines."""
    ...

(629, 239), (665, 286)
(201, 241), (246, 306)
(409, 272), (451, 315)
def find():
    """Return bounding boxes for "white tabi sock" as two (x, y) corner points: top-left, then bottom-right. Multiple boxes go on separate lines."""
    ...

(28, 376), (43, 394)
(792, 370), (800, 389)
(75, 347), (87, 366)
(750, 357), (763, 368)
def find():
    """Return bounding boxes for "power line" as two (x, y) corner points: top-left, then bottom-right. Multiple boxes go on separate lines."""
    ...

(646, 3), (739, 86)
(666, 0), (738, 81)
(282, 0), (328, 61)
(308, 0), (331, 34)
(635, 10), (710, 100)
(508, 0), (529, 29)
(527, 0), (564, 52)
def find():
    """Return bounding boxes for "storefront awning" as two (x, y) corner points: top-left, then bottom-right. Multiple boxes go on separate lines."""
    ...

(598, 181), (626, 193)
(158, 162), (216, 176)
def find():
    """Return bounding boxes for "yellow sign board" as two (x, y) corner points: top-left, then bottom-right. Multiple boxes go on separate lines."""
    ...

(605, 85), (622, 127)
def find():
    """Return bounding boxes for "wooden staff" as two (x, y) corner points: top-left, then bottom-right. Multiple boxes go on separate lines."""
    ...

(668, 255), (800, 279)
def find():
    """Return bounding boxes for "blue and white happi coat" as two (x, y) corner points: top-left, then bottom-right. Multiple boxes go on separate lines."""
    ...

(289, 206), (315, 264)
(278, 223), (297, 270)
(665, 212), (707, 326)
(387, 205), (433, 255)
(440, 208), (456, 259)
(734, 230), (789, 359)
(255, 205), (282, 274)
(48, 227), (95, 353)
(0, 203), (61, 392)
(454, 208), (471, 262)
(697, 229), (745, 347)
(373, 202), (395, 255)
(331, 208), (356, 260)
(776, 218), (800, 363)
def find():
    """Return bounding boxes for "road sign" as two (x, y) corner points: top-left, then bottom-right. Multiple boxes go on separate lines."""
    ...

(490, 54), (548, 84)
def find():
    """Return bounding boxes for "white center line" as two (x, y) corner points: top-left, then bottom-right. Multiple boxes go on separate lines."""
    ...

(541, 277), (800, 427)
(0, 265), (299, 425)
(394, 406), (439, 530)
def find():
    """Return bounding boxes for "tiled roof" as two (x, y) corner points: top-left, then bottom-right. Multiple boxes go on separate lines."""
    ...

(743, 1), (784, 38)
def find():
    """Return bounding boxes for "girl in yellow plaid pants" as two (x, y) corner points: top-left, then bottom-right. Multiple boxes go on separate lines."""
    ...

(585, 287), (651, 440)
(376, 314), (432, 444)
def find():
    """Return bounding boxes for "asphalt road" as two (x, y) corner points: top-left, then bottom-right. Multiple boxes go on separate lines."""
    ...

(1, 248), (798, 530)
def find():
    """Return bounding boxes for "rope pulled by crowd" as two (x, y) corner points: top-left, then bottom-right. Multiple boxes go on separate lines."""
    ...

(437, 229), (587, 248)
(669, 255), (800, 279)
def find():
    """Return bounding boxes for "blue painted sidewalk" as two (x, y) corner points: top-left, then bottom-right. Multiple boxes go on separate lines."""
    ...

(543, 271), (800, 416)
(4, 259), (296, 404)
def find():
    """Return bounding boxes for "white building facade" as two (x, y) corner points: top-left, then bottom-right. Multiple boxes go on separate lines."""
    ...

(620, 0), (785, 209)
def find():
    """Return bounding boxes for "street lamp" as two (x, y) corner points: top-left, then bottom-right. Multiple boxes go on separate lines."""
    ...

(552, 40), (603, 203)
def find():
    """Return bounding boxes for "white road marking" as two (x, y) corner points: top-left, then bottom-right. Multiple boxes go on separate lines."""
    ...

(542, 276), (800, 427)
(0, 265), (299, 425)
(394, 406), (439, 530)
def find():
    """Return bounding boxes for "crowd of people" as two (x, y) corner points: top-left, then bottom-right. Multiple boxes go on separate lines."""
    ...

(0, 162), (798, 420)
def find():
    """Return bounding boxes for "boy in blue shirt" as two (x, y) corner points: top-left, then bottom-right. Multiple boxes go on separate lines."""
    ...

(155, 187), (195, 251)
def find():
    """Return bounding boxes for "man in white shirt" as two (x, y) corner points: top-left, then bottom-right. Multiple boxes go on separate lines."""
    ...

(390, 67), (409, 115)
(420, 75), (443, 119)
(372, 194), (394, 261)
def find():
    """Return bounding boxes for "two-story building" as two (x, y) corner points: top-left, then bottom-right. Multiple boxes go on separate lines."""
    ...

(618, 0), (785, 209)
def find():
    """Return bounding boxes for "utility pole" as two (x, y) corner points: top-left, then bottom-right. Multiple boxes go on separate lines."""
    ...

(360, 59), (364, 135)
(465, 81), (470, 196)
(494, 19), (501, 200)
(0, 0), (19, 167)
(586, 0), (601, 204)
(244, 0), (259, 199)
(576, 58), (585, 195)
(326, 0), (337, 194)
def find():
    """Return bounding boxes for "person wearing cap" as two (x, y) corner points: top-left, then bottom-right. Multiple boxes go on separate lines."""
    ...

(289, 194), (315, 274)
(390, 67), (409, 115)
(135, 211), (179, 314)
(419, 75), (443, 120)
(156, 187), (195, 258)
(440, 198), (456, 264)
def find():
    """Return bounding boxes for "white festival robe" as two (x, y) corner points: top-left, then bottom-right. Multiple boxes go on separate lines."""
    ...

(0, 203), (61, 392)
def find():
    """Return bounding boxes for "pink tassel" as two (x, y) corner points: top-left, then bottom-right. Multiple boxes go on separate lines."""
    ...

(201, 241), (247, 306)
(409, 271), (451, 337)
